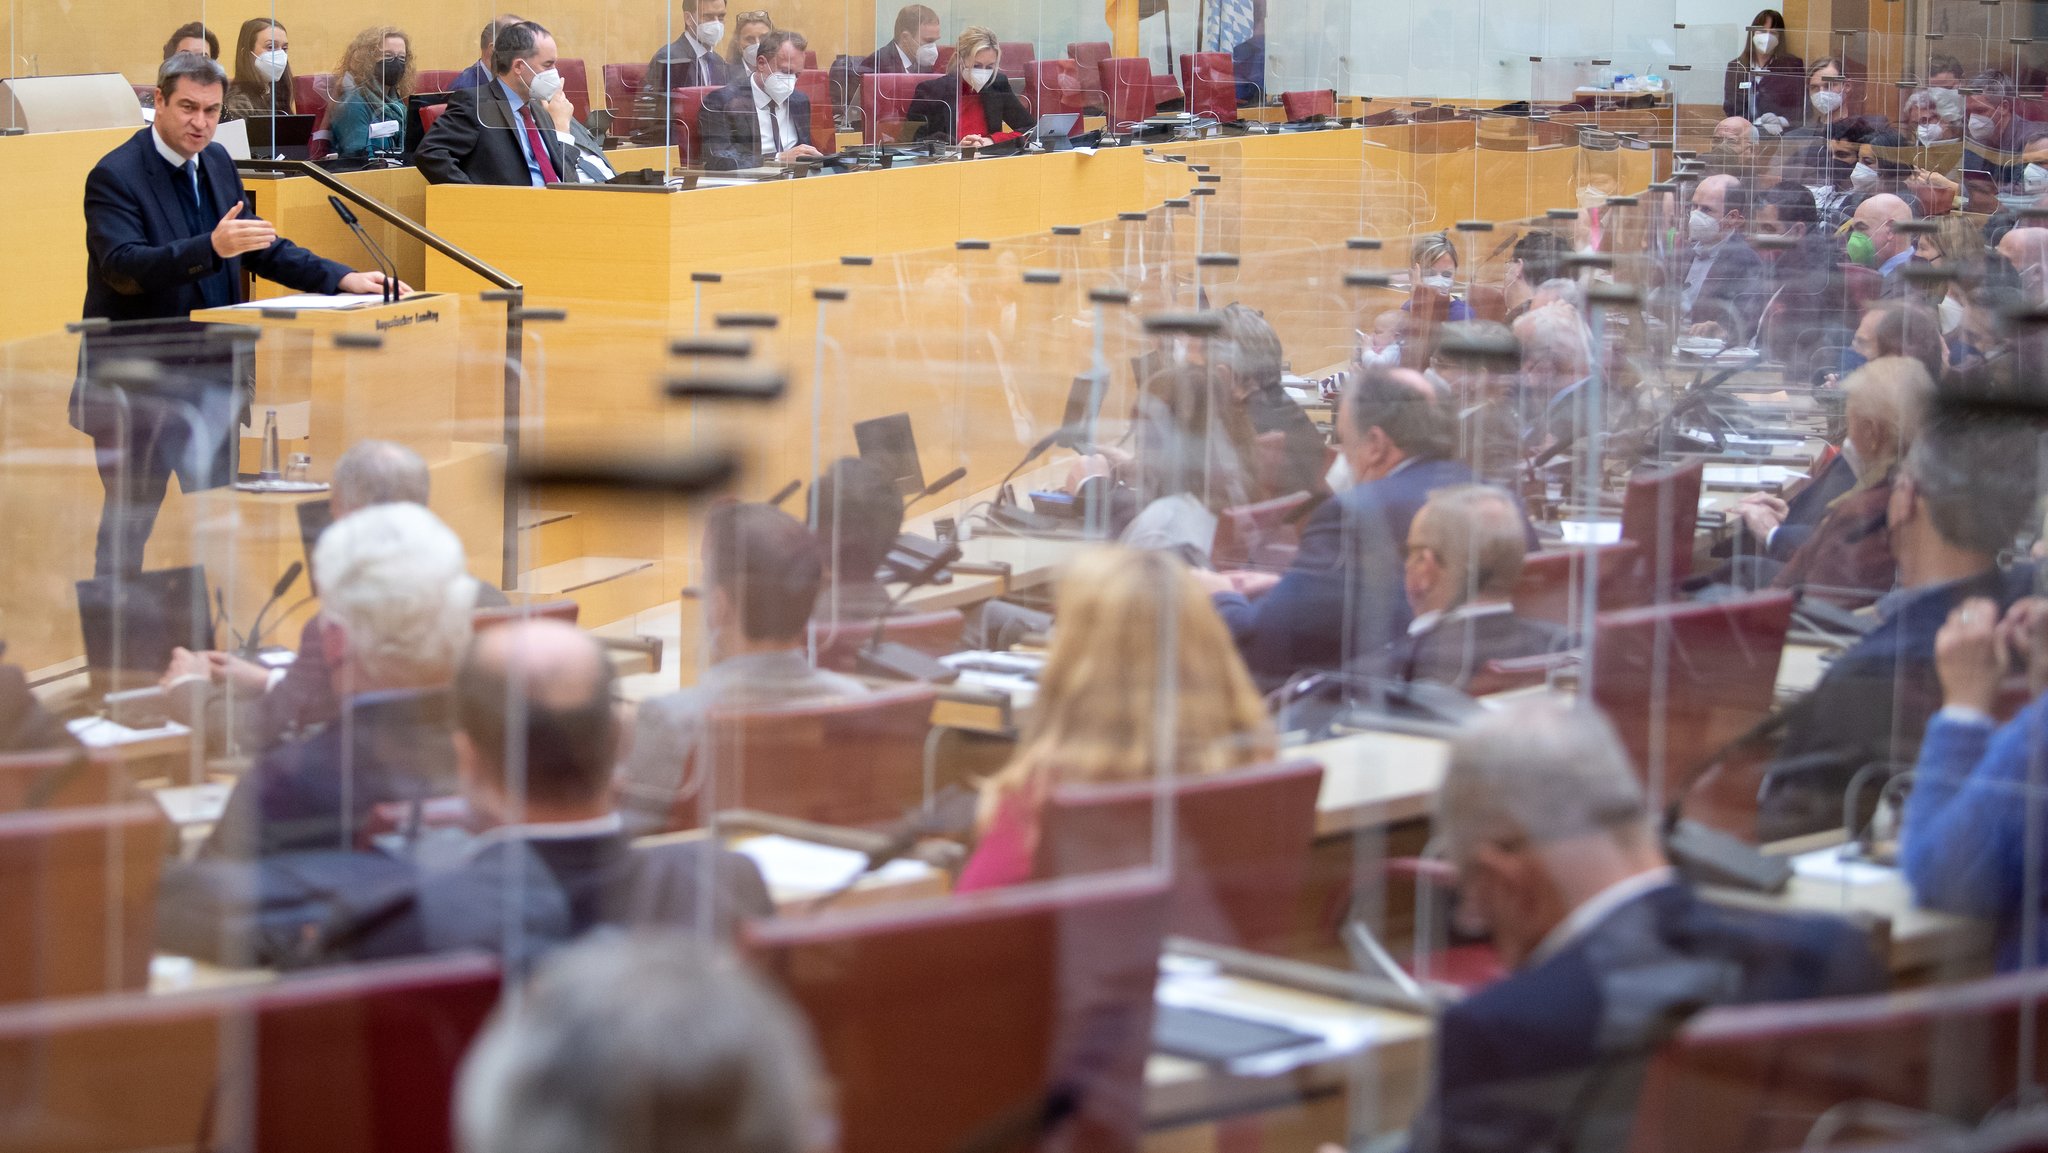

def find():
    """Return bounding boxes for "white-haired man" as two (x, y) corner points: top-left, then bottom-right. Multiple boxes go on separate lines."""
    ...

(201, 501), (478, 858)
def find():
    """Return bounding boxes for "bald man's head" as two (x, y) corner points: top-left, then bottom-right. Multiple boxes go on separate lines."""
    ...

(2000, 227), (2048, 299)
(1692, 174), (1747, 242)
(1713, 116), (1759, 159)
(1852, 193), (1915, 263)
(453, 618), (617, 813)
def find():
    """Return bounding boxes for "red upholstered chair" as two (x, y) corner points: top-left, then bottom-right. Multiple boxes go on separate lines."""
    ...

(1179, 51), (1237, 121)
(1103, 56), (1161, 128)
(131, 83), (154, 107)
(810, 608), (965, 672)
(1067, 41), (1113, 97)
(602, 62), (649, 139)
(796, 68), (835, 149)
(1589, 591), (1795, 798)
(748, 873), (1169, 1153)
(413, 69), (461, 93)
(935, 45), (956, 72)
(1033, 760), (1324, 952)
(858, 71), (927, 143)
(670, 84), (721, 164)
(0, 954), (501, 1153)
(555, 57), (591, 120)
(417, 102), (449, 135)
(639, 683), (940, 831)
(293, 73), (331, 123)
(1512, 540), (1645, 626)
(0, 803), (163, 1006)
(1028, 58), (1087, 118)
(1620, 457), (1706, 596)
(1628, 968), (2048, 1153)
(803, 49), (819, 70)
(999, 40), (1037, 84)
(472, 598), (580, 631)
(0, 747), (128, 812)
(1212, 491), (1312, 571)
(1280, 89), (1337, 121)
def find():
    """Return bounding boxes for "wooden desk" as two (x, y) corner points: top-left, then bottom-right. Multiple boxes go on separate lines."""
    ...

(1300, 730), (1450, 838)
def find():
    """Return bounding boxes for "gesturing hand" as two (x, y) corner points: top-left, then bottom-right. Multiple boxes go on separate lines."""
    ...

(211, 202), (277, 259)
(1935, 597), (2007, 715)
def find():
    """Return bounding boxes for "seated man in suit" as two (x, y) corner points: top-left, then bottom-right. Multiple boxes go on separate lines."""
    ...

(809, 456), (903, 623)
(698, 30), (823, 169)
(1759, 413), (2040, 841)
(458, 934), (824, 1153)
(865, 4), (942, 74)
(1215, 303), (1328, 501)
(618, 503), (867, 826)
(201, 502), (478, 858)
(1411, 701), (1884, 1153)
(1198, 366), (1507, 687)
(1679, 173), (1766, 342)
(639, 0), (733, 136)
(1362, 484), (1566, 690)
(416, 21), (614, 186)
(453, 14), (524, 89)
(340, 619), (773, 967)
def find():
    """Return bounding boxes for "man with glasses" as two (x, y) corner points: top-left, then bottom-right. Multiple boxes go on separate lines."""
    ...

(1680, 173), (1766, 341)
(699, 30), (823, 169)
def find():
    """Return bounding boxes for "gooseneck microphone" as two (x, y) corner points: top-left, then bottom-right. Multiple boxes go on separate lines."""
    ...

(326, 195), (400, 304)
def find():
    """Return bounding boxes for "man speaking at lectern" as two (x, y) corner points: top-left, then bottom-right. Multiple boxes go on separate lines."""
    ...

(76, 52), (400, 575)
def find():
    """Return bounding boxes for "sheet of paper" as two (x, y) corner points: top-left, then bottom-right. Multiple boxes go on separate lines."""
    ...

(221, 293), (387, 312)
(1559, 519), (1623, 545)
(1791, 847), (1896, 887)
(735, 833), (933, 893)
(153, 782), (234, 826)
(1703, 464), (1806, 488)
(67, 715), (191, 748)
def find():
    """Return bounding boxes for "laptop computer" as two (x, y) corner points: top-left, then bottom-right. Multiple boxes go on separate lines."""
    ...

(1035, 112), (1080, 147)
(75, 565), (214, 694)
(244, 113), (316, 159)
(854, 412), (925, 498)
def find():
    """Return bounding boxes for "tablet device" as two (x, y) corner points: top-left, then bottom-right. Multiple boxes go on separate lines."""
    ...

(1153, 1003), (1322, 1063)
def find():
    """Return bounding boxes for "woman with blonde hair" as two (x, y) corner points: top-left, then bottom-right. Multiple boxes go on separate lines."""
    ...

(328, 26), (417, 161)
(728, 10), (776, 69)
(907, 24), (1034, 147)
(956, 546), (1276, 890)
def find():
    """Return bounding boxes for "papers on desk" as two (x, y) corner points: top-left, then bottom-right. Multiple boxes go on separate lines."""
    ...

(67, 715), (190, 749)
(219, 293), (389, 312)
(153, 781), (234, 827)
(1790, 846), (1897, 887)
(1558, 520), (1623, 545)
(1703, 464), (1806, 489)
(1155, 956), (1377, 1076)
(735, 834), (935, 894)
(941, 651), (1043, 711)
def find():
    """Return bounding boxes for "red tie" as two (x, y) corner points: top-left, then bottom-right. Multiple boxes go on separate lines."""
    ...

(521, 105), (561, 185)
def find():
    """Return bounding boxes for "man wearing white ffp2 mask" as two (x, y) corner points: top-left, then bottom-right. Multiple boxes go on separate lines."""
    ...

(868, 4), (943, 74)
(1679, 174), (1764, 337)
(909, 26), (1036, 147)
(415, 20), (615, 187)
(700, 29), (822, 169)
(644, 0), (735, 106)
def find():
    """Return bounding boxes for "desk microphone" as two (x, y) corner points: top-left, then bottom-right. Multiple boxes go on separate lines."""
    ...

(326, 195), (400, 304)
(242, 561), (303, 658)
(856, 541), (962, 683)
(904, 465), (967, 510)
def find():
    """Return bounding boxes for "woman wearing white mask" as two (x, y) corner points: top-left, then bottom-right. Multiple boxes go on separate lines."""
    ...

(1801, 57), (1851, 132)
(908, 26), (1034, 147)
(1405, 234), (1472, 324)
(1721, 8), (1804, 126)
(222, 18), (295, 122)
(727, 11), (775, 70)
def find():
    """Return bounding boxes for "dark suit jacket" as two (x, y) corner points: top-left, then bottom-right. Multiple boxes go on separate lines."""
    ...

(1368, 607), (1570, 691)
(1721, 53), (1806, 121)
(1212, 457), (1487, 686)
(81, 128), (348, 325)
(450, 61), (491, 90)
(1684, 235), (1769, 341)
(201, 687), (459, 859)
(644, 34), (732, 110)
(1715, 448), (1856, 563)
(698, 79), (813, 170)
(415, 82), (591, 186)
(1413, 881), (1883, 1153)
(1244, 382), (1329, 500)
(341, 832), (774, 969)
(862, 42), (930, 74)
(908, 71), (1035, 142)
(1760, 564), (2036, 841)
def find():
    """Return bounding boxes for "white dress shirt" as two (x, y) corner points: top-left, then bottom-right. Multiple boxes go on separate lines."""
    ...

(751, 75), (799, 160)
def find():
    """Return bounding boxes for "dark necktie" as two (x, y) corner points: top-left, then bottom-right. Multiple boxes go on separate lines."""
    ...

(768, 103), (784, 153)
(521, 105), (561, 185)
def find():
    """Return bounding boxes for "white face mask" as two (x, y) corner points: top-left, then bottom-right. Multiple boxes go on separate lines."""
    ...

(525, 65), (564, 104)
(697, 19), (725, 46)
(253, 49), (289, 83)
(1810, 88), (1844, 115)
(1687, 206), (1721, 243)
(1324, 453), (1356, 494)
(964, 66), (995, 91)
(1850, 161), (1880, 191)
(2027, 163), (2048, 194)
(762, 71), (797, 102)
(1970, 113), (1998, 140)
(1751, 30), (1779, 55)
(741, 40), (762, 67)
(916, 40), (939, 67)
(1421, 273), (1454, 291)
(1916, 122), (1946, 145)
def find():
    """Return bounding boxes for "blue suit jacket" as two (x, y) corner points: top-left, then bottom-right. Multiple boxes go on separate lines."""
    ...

(82, 128), (347, 324)
(1212, 457), (1486, 686)
(1414, 882), (1884, 1153)
(1761, 564), (2036, 841)
(697, 79), (812, 170)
